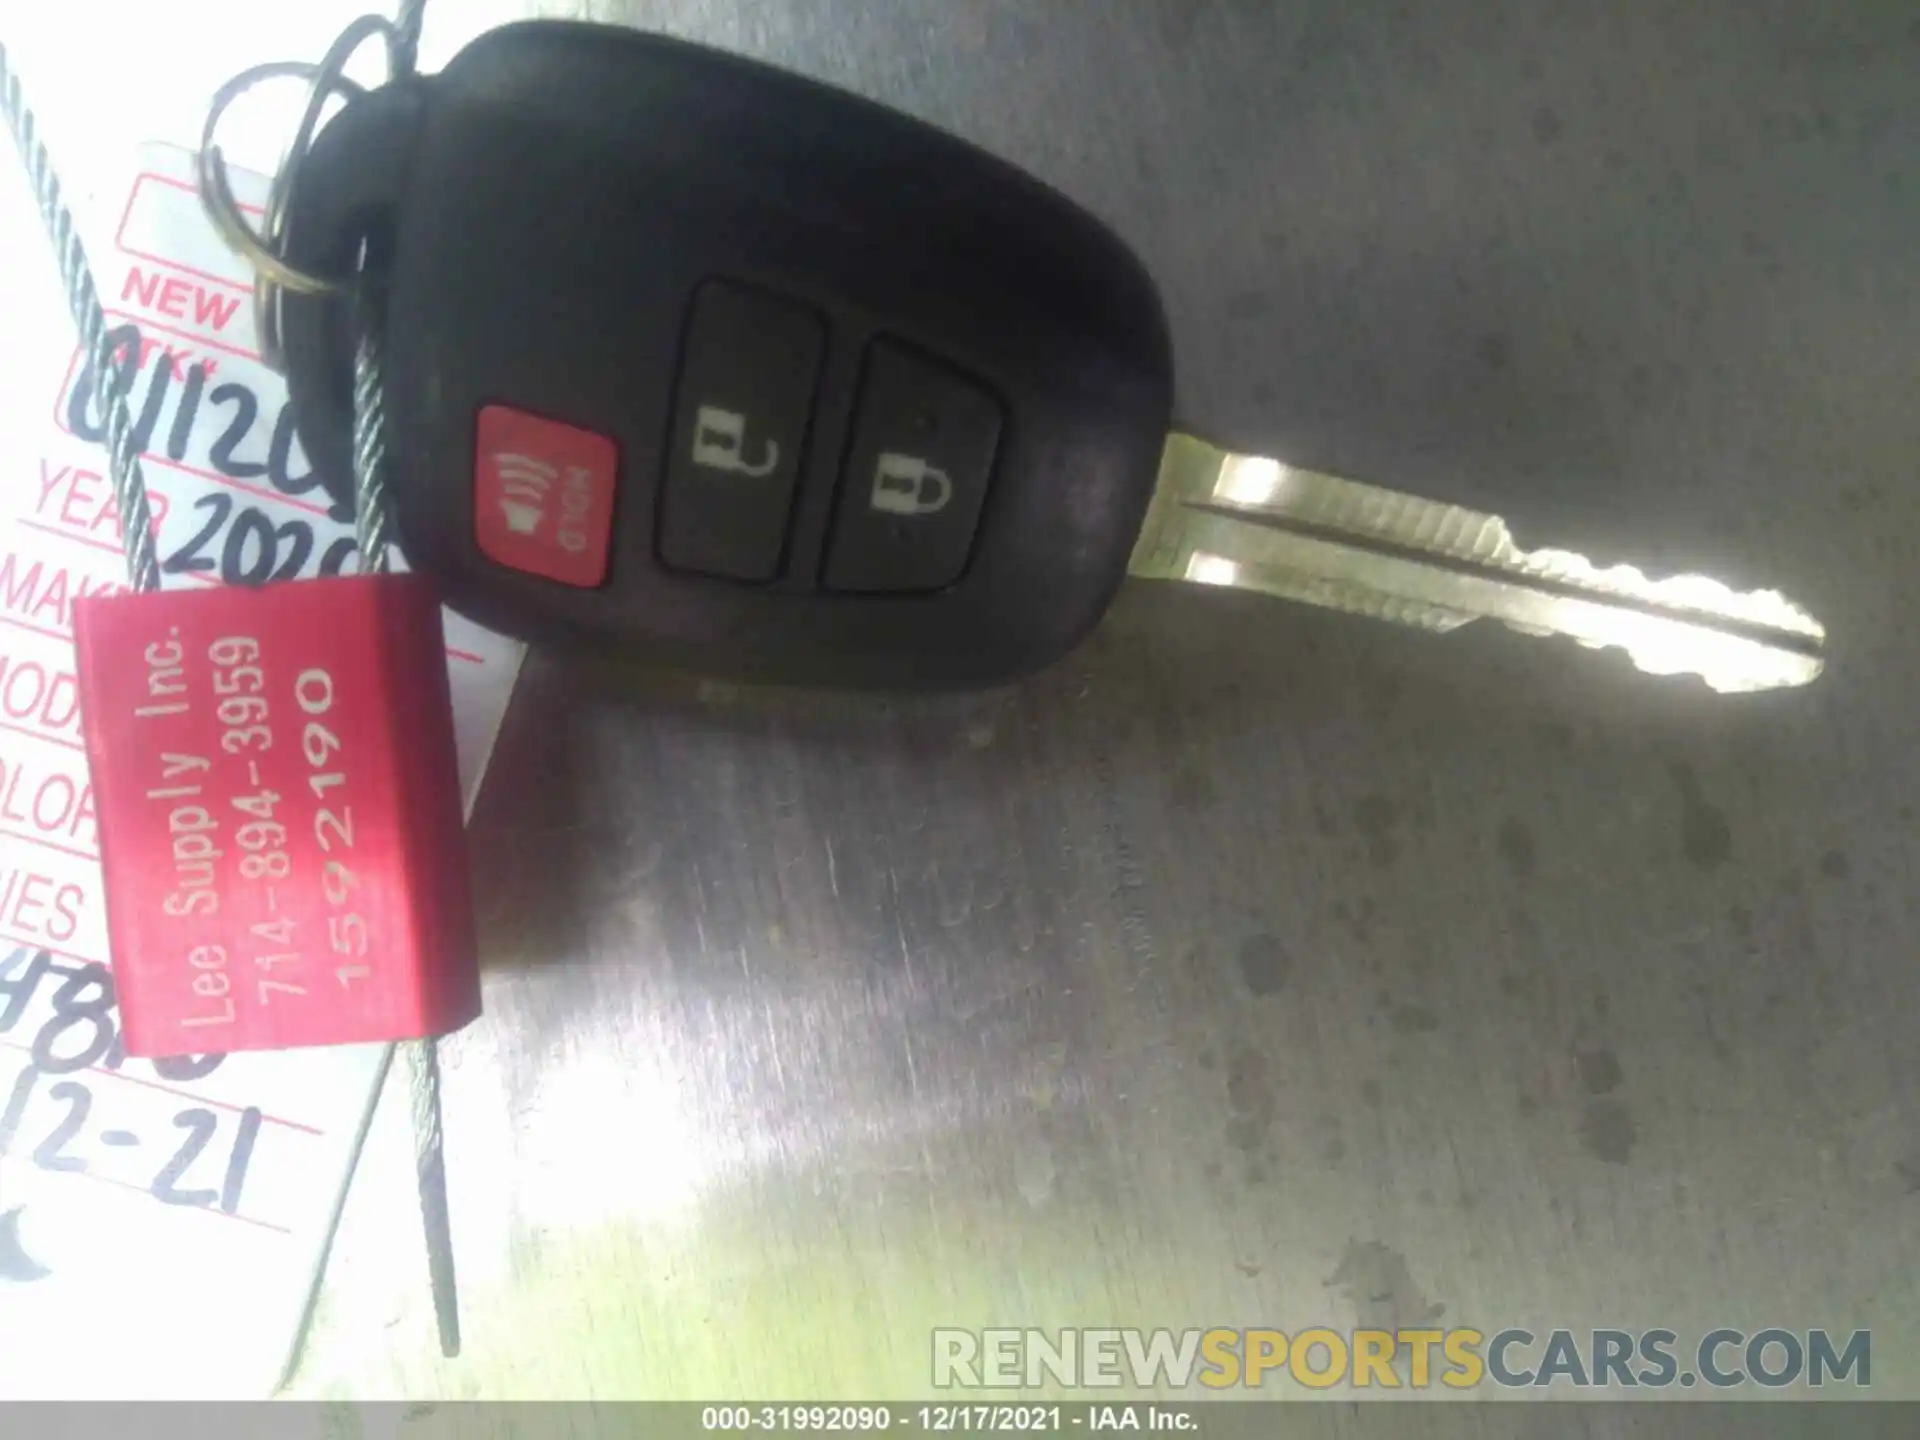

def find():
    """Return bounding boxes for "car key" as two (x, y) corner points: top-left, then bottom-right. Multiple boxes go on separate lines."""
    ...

(268, 19), (1824, 694)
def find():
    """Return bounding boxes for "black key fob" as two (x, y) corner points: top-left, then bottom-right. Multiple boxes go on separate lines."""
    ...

(280, 20), (1173, 689)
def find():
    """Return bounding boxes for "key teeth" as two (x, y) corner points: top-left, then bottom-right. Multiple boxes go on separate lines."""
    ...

(1157, 436), (1829, 693)
(1493, 614), (1825, 694)
(1269, 465), (1826, 644)
(1292, 480), (1518, 567)
(1514, 547), (1828, 642)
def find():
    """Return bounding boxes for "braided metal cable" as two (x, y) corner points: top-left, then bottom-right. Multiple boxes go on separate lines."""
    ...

(351, 303), (457, 1356)
(14, 1), (457, 1359)
(351, 292), (396, 569)
(1, 42), (163, 592)
(342, 4), (458, 1355)
(4, 22), (456, 1365)
(402, 1037), (458, 1354)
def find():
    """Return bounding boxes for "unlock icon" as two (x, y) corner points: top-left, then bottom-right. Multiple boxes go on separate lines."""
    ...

(870, 453), (953, 517)
(691, 405), (780, 477)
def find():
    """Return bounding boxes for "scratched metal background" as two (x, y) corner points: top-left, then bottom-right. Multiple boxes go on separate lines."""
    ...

(16, 0), (1920, 1419)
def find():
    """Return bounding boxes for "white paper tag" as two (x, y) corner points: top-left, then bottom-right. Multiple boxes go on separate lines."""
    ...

(0, 141), (525, 1397)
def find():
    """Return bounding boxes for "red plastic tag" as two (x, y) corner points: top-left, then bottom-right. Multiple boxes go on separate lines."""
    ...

(72, 574), (480, 1056)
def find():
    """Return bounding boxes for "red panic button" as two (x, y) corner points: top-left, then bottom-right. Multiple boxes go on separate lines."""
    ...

(473, 405), (620, 587)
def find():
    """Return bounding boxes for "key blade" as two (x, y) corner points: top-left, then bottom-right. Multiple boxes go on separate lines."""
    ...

(1130, 434), (1826, 693)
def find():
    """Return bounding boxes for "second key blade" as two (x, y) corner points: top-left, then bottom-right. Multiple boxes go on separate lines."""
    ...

(1128, 434), (1825, 694)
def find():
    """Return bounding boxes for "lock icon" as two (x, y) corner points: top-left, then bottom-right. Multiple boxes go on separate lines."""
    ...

(870, 453), (953, 517)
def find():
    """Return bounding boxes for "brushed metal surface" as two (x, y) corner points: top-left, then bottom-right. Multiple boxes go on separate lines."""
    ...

(17, 0), (1920, 1407)
(307, 0), (1920, 1402)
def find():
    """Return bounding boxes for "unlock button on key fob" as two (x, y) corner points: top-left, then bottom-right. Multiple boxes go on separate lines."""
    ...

(826, 342), (1004, 594)
(660, 282), (826, 582)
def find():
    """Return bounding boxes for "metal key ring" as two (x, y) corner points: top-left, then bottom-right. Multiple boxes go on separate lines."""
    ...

(198, 63), (349, 296)
(198, 15), (403, 364)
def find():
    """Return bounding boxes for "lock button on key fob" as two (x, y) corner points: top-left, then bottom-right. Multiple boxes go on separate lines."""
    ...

(826, 342), (1004, 594)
